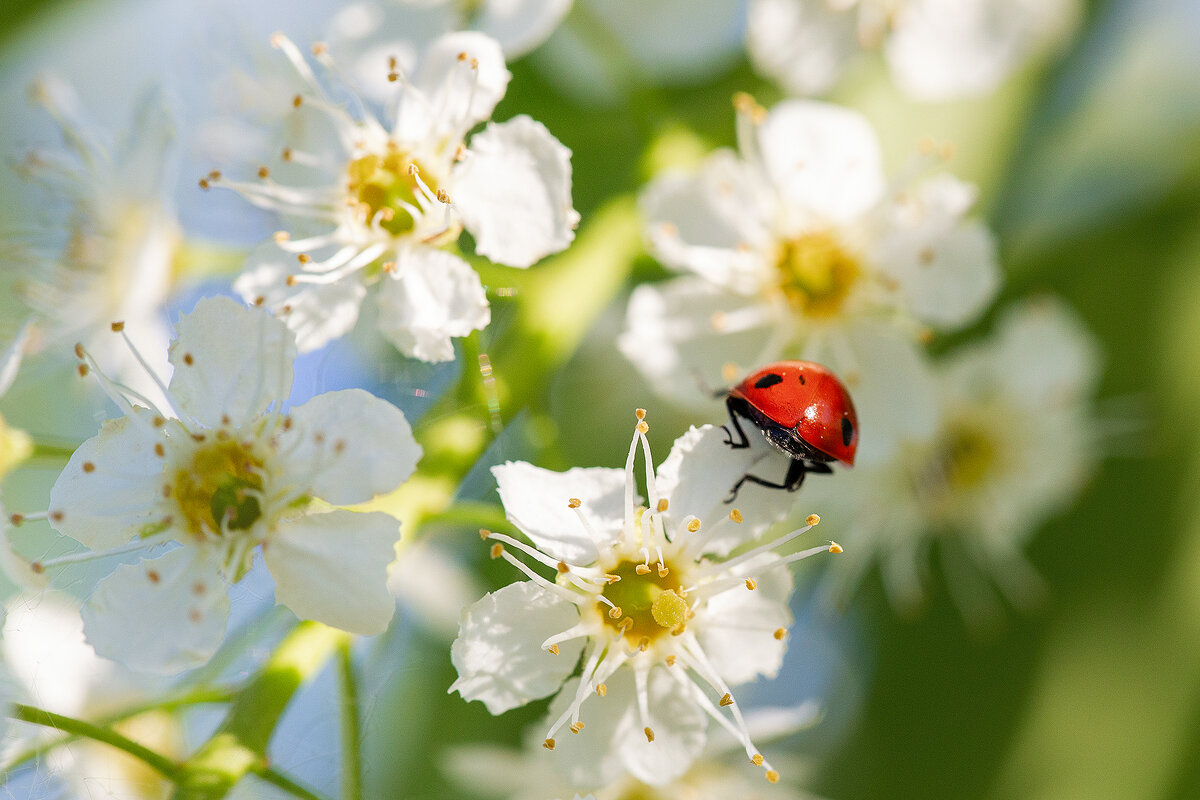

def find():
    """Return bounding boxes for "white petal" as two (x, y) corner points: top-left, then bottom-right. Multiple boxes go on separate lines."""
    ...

(376, 247), (490, 363)
(655, 425), (795, 556)
(873, 175), (1000, 330)
(48, 415), (165, 552)
(641, 152), (774, 288)
(234, 245), (367, 354)
(758, 100), (885, 223)
(409, 32), (510, 138)
(475, 0), (573, 57)
(747, 0), (860, 96)
(694, 554), (793, 685)
(492, 461), (626, 563)
(545, 667), (707, 787)
(449, 581), (583, 714)
(0, 318), (33, 397)
(984, 296), (1101, 405)
(619, 278), (779, 410)
(82, 546), (229, 675)
(278, 389), (420, 506)
(263, 510), (399, 635)
(455, 116), (579, 267)
(168, 297), (296, 428)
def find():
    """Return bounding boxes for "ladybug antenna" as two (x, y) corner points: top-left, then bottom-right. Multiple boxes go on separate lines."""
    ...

(689, 367), (726, 400)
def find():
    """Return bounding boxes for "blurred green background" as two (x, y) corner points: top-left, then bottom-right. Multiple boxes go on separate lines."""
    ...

(3, 1), (1200, 799)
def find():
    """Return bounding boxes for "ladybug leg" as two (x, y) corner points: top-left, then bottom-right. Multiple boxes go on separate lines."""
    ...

(723, 398), (751, 449)
(725, 460), (809, 504)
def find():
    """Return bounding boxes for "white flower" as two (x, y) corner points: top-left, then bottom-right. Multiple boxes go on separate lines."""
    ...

(4, 297), (421, 673)
(747, 0), (1076, 101)
(449, 410), (839, 786)
(212, 31), (579, 362)
(805, 298), (1101, 618)
(0, 593), (178, 799)
(621, 96), (999, 409)
(3, 77), (181, 408)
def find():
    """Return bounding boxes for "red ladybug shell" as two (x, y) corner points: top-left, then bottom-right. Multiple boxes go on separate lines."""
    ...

(728, 360), (859, 465)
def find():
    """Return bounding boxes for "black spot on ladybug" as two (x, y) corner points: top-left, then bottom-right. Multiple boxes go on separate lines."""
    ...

(841, 417), (854, 447)
(754, 373), (784, 390)
(798, 374), (806, 385)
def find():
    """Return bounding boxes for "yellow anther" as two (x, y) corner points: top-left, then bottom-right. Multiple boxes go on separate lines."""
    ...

(665, 654), (676, 666)
(73, 343), (84, 359)
(657, 566), (669, 578)
(636, 421), (649, 434)
(729, 508), (743, 523)
(311, 42), (328, 55)
(297, 253), (311, 264)
(557, 561), (570, 573)
(292, 94), (303, 108)
(286, 275), (297, 287)
(745, 578), (758, 591)
(490, 543), (504, 559)
(720, 693), (733, 707)
(569, 721), (584, 734)
(609, 606), (623, 619)
(774, 627), (786, 640)
(752, 754), (764, 766)
(637, 637), (649, 652)
(656, 498), (669, 512)
(479, 528), (490, 540)
(604, 574), (621, 584)
(542, 738), (555, 751)
(635, 564), (651, 575)
(110, 321), (125, 332)
(273, 230), (290, 243)
(568, 498), (581, 508)
(257, 165), (270, 179)
(806, 513), (820, 526)
(687, 519), (701, 533)
(547, 644), (560, 655)
(635, 408), (646, 420)
(596, 683), (607, 697)
(829, 541), (843, 554)
(644, 727), (655, 743)
(766, 770), (780, 784)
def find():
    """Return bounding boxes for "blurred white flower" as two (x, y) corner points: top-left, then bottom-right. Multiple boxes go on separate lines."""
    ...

(622, 96), (999, 411)
(448, 701), (823, 799)
(0, 328), (33, 480)
(747, 0), (1076, 101)
(805, 298), (1101, 618)
(6, 297), (420, 673)
(329, 0), (574, 74)
(212, 31), (579, 362)
(3, 78), (181, 408)
(0, 592), (179, 799)
(450, 410), (838, 786)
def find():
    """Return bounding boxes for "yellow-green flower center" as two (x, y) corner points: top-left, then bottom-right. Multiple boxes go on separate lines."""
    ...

(174, 440), (265, 537)
(938, 422), (998, 492)
(601, 559), (687, 642)
(346, 149), (438, 237)
(775, 231), (860, 318)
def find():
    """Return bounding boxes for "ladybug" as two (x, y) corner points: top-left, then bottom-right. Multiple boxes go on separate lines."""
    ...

(721, 360), (859, 502)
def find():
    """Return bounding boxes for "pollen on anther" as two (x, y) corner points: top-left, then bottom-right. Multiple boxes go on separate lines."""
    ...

(292, 94), (303, 108)
(82, 461), (95, 473)
(806, 514), (820, 526)
(154, 443), (165, 457)
(687, 519), (701, 533)
(478, 528), (490, 540)
(569, 721), (584, 734)
(146, 570), (160, 584)
(77, 364), (89, 377)
(547, 644), (560, 655)
(74, 342), (84, 359)
(183, 353), (194, 366)
(436, 189), (451, 204)
(9, 513), (24, 526)
(490, 543), (504, 559)
(635, 564), (651, 576)
(567, 498), (581, 509)
(665, 654), (676, 666)
(766, 771), (780, 784)
(30, 561), (43, 573)
(542, 738), (555, 751)
(656, 498), (669, 512)
(109, 321), (126, 333)
(297, 253), (311, 264)
(657, 566), (669, 578)
(720, 693), (733, 707)
(281, 147), (294, 162)
(745, 578), (758, 591)
(644, 727), (655, 743)
(557, 561), (570, 574)
(774, 627), (787, 640)
(608, 606), (623, 619)
(729, 509), (743, 523)
(198, 178), (211, 190)
(635, 408), (647, 420)
(829, 541), (844, 554)
(596, 683), (607, 697)
(604, 574), (620, 584)
(254, 295), (266, 306)
(752, 754), (764, 766)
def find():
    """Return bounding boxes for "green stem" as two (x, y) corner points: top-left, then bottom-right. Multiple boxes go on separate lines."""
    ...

(2, 687), (235, 777)
(170, 621), (349, 800)
(10, 703), (181, 780)
(253, 766), (330, 800)
(336, 640), (362, 800)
